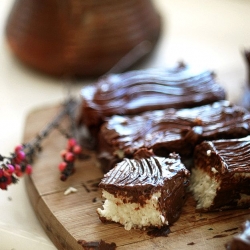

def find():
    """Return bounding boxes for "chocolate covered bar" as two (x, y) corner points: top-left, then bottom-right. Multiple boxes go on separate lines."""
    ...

(190, 136), (250, 212)
(225, 220), (250, 249)
(78, 63), (226, 136)
(98, 101), (250, 172)
(97, 150), (190, 230)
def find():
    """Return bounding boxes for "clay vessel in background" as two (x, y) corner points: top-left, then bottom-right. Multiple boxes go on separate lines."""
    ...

(5, 0), (161, 78)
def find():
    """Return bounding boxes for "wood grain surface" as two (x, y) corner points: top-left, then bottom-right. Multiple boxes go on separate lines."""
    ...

(23, 104), (250, 250)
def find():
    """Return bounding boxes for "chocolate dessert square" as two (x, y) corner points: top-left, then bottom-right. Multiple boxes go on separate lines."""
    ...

(78, 63), (226, 137)
(98, 101), (250, 172)
(190, 136), (250, 212)
(97, 151), (190, 230)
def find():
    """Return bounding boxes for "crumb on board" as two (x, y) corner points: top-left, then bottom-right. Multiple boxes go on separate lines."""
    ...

(64, 186), (78, 195)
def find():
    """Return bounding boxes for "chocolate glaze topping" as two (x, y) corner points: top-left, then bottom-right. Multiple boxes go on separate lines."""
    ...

(100, 153), (187, 189)
(98, 101), (250, 172)
(194, 136), (250, 211)
(195, 136), (250, 174)
(78, 63), (226, 132)
(99, 153), (190, 225)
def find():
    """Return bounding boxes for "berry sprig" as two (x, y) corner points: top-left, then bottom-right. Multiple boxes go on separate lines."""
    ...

(0, 98), (79, 190)
(0, 144), (32, 190)
(58, 138), (82, 181)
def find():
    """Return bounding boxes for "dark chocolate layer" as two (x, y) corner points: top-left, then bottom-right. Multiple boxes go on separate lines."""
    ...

(194, 137), (250, 174)
(78, 63), (226, 132)
(98, 101), (250, 172)
(99, 153), (190, 225)
(193, 137), (250, 211)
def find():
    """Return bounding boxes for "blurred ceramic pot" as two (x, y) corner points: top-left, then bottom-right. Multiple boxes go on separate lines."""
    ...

(5, 0), (161, 77)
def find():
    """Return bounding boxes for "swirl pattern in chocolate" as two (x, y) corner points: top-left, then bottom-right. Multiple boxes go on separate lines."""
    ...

(98, 101), (250, 172)
(78, 63), (226, 130)
(98, 152), (190, 226)
(195, 136), (250, 174)
(100, 153), (188, 190)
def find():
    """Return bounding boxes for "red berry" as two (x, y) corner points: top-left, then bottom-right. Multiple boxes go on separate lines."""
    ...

(58, 162), (67, 172)
(7, 164), (15, 174)
(67, 138), (77, 149)
(60, 174), (67, 181)
(0, 182), (7, 190)
(14, 164), (23, 177)
(16, 151), (26, 161)
(14, 157), (21, 164)
(15, 144), (23, 152)
(73, 145), (82, 155)
(0, 169), (3, 178)
(65, 152), (75, 162)
(25, 164), (32, 175)
(15, 171), (23, 177)
(3, 169), (10, 177)
(60, 149), (68, 159)
(14, 164), (21, 172)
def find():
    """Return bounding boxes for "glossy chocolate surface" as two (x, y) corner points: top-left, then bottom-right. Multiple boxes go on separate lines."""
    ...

(78, 63), (226, 130)
(99, 152), (190, 225)
(195, 137), (250, 174)
(98, 101), (250, 172)
(194, 137), (250, 211)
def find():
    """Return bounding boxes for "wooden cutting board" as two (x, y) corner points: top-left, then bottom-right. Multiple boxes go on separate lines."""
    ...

(23, 104), (250, 250)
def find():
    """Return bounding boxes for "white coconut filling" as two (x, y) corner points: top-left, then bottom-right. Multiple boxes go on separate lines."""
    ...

(189, 167), (220, 209)
(97, 190), (168, 230)
(234, 173), (250, 178)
